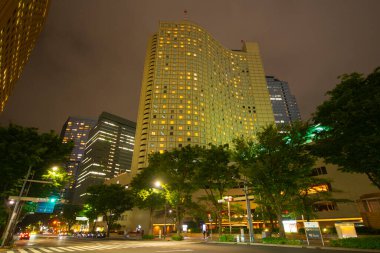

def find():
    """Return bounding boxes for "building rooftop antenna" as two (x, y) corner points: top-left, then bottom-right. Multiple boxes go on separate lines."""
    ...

(184, 9), (188, 20)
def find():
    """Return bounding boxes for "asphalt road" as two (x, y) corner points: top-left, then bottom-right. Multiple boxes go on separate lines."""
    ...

(3, 236), (373, 253)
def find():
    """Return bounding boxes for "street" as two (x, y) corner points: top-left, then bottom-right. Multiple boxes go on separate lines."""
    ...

(2, 236), (373, 253)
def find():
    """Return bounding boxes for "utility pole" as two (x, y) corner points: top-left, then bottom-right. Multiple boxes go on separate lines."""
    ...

(1, 166), (32, 247)
(1, 167), (56, 247)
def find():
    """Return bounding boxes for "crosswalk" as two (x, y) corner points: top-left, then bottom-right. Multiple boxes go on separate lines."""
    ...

(7, 242), (187, 253)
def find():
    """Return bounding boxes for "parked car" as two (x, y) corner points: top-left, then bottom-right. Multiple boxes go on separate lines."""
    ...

(19, 232), (30, 240)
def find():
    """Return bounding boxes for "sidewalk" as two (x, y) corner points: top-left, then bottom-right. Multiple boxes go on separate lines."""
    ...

(179, 232), (380, 252)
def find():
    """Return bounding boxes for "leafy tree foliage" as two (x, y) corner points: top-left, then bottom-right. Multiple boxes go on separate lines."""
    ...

(130, 168), (166, 234)
(142, 145), (202, 235)
(313, 67), (380, 189)
(233, 123), (322, 238)
(193, 144), (239, 235)
(85, 184), (133, 237)
(81, 204), (98, 232)
(60, 204), (82, 232)
(0, 124), (73, 231)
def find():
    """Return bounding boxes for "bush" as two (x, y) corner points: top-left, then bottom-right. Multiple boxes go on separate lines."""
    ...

(171, 235), (184, 241)
(330, 237), (380, 249)
(142, 234), (155, 240)
(262, 237), (302, 245)
(219, 234), (235, 242)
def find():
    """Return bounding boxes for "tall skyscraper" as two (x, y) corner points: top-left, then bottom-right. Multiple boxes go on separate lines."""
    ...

(0, 0), (50, 112)
(131, 21), (274, 172)
(60, 116), (97, 202)
(73, 112), (136, 204)
(266, 75), (301, 126)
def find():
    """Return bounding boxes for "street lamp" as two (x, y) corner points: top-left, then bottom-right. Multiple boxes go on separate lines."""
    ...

(224, 196), (233, 234)
(154, 180), (167, 239)
(154, 180), (161, 188)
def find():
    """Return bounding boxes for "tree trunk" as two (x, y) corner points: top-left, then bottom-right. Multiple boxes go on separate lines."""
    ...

(276, 213), (286, 238)
(217, 214), (222, 235)
(176, 206), (181, 236)
(92, 221), (96, 232)
(105, 215), (110, 238)
(148, 207), (153, 235)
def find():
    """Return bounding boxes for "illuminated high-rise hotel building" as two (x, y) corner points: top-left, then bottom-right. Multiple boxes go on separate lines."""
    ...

(73, 112), (136, 204)
(131, 21), (274, 172)
(0, 0), (50, 112)
(60, 117), (97, 202)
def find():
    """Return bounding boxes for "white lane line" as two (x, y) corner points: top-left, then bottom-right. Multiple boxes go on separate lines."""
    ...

(6, 251), (14, 253)
(55, 247), (75, 252)
(38, 248), (53, 253)
(65, 247), (86, 251)
(65, 246), (93, 250)
(28, 249), (42, 253)
(92, 245), (121, 250)
(47, 248), (64, 252)
(18, 249), (29, 253)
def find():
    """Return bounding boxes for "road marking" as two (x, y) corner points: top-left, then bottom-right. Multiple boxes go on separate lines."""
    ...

(156, 250), (193, 252)
(6, 251), (14, 253)
(38, 248), (52, 253)
(19, 249), (29, 253)
(47, 248), (64, 252)
(65, 246), (87, 251)
(55, 247), (75, 252)
(29, 249), (42, 253)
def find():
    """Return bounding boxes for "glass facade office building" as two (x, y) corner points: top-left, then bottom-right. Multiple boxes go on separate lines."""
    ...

(74, 112), (136, 204)
(60, 117), (97, 202)
(131, 21), (274, 172)
(266, 75), (301, 126)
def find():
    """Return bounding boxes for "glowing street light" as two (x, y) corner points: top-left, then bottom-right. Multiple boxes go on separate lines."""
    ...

(154, 181), (161, 188)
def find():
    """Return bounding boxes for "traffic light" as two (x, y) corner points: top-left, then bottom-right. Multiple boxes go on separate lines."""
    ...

(49, 197), (58, 203)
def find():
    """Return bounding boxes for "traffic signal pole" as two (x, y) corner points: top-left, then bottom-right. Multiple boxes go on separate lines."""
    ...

(1, 166), (32, 247)
(1, 167), (55, 247)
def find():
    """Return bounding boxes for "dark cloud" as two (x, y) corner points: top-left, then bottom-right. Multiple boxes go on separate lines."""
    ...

(1, 0), (379, 132)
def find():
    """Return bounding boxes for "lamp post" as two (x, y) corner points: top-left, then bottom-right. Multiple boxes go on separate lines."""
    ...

(224, 196), (233, 234)
(154, 180), (167, 239)
(243, 179), (254, 243)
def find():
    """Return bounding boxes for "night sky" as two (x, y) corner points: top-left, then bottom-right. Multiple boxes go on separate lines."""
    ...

(1, 0), (379, 133)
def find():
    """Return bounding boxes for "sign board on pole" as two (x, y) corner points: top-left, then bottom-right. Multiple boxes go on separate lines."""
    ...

(35, 202), (55, 213)
(283, 220), (298, 233)
(76, 217), (89, 221)
(303, 221), (324, 246)
(304, 222), (322, 239)
(217, 199), (225, 203)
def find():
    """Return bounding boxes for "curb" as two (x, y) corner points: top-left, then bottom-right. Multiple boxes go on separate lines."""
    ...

(203, 240), (380, 252)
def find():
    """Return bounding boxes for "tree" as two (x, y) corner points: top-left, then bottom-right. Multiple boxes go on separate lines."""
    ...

(193, 144), (240, 235)
(81, 204), (98, 232)
(313, 67), (380, 189)
(145, 145), (202, 235)
(130, 168), (166, 235)
(85, 184), (133, 237)
(0, 124), (73, 198)
(60, 204), (82, 232)
(0, 124), (73, 235)
(233, 123), (321, 238)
